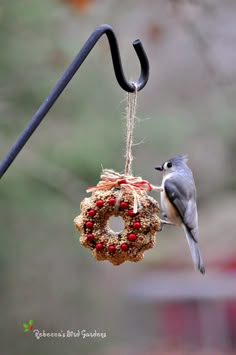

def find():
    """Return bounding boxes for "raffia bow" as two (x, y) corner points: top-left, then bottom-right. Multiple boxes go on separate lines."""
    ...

(87, 169), (161, 213)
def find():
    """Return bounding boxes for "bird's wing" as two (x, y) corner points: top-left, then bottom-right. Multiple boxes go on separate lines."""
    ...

(164, 177), (199, 242)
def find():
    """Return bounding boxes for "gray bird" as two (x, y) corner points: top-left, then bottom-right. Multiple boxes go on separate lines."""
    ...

(155, 155), (205, 274)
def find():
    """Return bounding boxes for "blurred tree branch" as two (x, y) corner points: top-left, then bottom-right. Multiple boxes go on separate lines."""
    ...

(169, 0), (236, 106)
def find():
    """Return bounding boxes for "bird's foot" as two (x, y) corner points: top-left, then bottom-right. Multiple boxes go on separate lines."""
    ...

(159, 219), (174, 231)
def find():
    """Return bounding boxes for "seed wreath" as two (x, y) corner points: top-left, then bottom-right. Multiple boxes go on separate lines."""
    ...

(74, 185), (161, 265)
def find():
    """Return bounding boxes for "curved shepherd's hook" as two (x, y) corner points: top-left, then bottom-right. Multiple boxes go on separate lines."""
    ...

(0, 24), (149, 178)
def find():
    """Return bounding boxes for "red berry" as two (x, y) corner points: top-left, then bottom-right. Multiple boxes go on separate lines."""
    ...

(121, 243), (129, 251)
(85, 221), (93, 229)
(88, 209), (96, 217)
(128, 209), (135, 217)
(133, 221), (141, 229)
(108, 245), (116, 253)
(128, 233), (137, 242)
(96, 200), (104, 207)
(86, 233), (94, 242)
(120, 201), (129, 209)
(96, 243), (103, 251)
(29, 325), (33, 331)
(108, 198), (116, 205)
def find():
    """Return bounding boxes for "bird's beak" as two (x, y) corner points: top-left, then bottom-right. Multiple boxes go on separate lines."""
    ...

(155, 165), (163, 171)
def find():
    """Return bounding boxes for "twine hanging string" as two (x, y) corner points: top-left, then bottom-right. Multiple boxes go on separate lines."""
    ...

(87, 83), (162, 213)
(124, 83), (138, 175)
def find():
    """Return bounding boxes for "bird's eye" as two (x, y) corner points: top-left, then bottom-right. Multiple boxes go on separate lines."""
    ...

(167, 162), (172, 168)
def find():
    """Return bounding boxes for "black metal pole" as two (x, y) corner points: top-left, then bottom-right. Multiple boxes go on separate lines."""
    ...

(0, 24), (149, 179)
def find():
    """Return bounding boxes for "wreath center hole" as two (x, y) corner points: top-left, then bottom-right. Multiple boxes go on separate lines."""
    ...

(109, 216), (125, 234)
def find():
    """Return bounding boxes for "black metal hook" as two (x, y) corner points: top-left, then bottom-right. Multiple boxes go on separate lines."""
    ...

(0, 24), (149, 179)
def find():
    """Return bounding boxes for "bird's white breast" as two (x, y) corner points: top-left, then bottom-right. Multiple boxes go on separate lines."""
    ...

(160, 173), (181, 226)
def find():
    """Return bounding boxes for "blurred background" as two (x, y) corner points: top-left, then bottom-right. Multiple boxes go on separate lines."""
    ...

(0, 0), (236, 354)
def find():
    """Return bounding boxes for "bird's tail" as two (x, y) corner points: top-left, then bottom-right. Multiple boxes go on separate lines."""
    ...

(183, 226), (205, 274)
